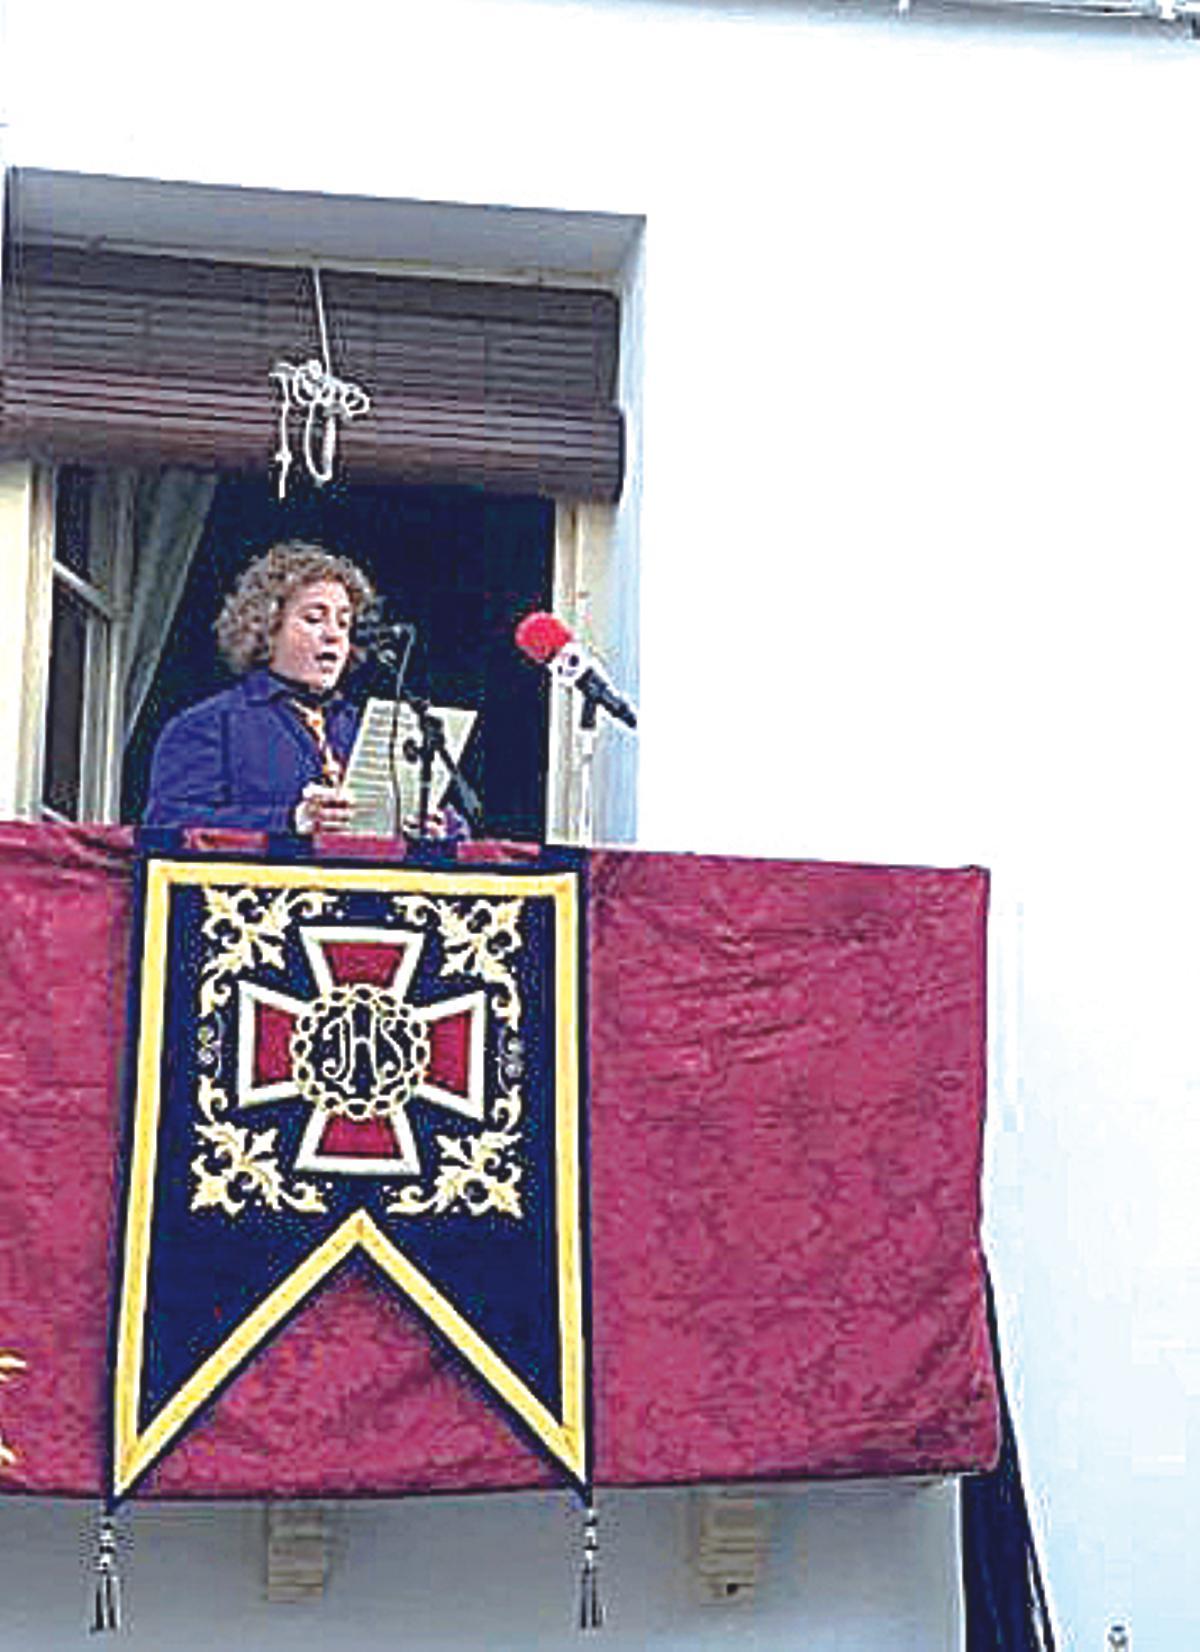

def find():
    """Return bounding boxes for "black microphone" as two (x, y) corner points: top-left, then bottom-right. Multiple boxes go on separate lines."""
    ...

(514, 611), (638, 729)
(355, 614), (416, 670)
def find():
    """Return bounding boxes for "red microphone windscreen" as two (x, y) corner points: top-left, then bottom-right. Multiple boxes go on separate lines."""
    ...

(514, 610), (574, 665)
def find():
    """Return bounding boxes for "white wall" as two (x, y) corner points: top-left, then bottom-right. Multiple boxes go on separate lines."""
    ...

(0, 1483), (960, 1651)
(3, 1), (1199, 1646)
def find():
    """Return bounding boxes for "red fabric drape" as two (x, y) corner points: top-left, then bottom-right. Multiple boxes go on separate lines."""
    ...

(0, 825), (997, 1497)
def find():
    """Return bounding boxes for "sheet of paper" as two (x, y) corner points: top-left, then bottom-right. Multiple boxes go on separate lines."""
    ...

(343, 699), (477, 835)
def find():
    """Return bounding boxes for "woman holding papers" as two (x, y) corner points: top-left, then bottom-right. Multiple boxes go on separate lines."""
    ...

(145, 541), (459, 836)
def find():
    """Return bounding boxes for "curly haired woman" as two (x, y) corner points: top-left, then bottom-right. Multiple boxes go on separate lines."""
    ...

(146, 541), (380, 833)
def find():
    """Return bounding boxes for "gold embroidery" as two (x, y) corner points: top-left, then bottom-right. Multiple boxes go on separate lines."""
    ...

(199, 887), (337, 1020)
(291, 984), (432, 1122)
(397, 1125), (524, 1218)
(191, 1075), (328, 1216)
(0, 1349), (27, 1469)
(190, 887), (529, 1218)
(387, 895), (526, 1219)
(192, 886), (338, 1216)
(395, 896), (524, 1028)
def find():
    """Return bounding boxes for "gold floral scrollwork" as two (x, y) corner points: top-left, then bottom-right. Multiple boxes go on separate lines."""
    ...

(199, 887), (337, 1020)
(0, 1349), (27, 1469)
(190, 1075), (327, 1217)
(389, 1125), (524, 1218)
(392, 896), (524, 1028)
(387, 894), (527, 1220)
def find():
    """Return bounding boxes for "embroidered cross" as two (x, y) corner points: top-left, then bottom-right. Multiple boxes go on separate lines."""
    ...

(236, 925), (486, 1178)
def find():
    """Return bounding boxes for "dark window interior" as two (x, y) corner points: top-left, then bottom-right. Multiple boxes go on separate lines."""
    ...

(53, 465), (93, 579)
(122, 475), (555, 840)
(44, 583), (89, 819)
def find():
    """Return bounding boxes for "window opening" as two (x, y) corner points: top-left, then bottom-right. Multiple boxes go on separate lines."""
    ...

(40, 466), (130, 823)
(121, 474), (556, 841)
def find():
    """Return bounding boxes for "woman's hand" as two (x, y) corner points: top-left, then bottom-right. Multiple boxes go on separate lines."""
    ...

(295, 783), (356, 835)
(402, 805), (470, 842)
(402, 807), (450, 840)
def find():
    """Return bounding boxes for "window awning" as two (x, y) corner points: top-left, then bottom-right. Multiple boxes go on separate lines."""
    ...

(1, 241), (624, 502)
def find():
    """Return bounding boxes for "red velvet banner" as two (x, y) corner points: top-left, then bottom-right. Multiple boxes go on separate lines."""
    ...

(0, 825), (997, 1497)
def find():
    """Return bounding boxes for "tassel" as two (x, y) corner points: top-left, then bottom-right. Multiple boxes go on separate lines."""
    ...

(90, 1514), (122, 1634)
(578, 1500), (603, 1631)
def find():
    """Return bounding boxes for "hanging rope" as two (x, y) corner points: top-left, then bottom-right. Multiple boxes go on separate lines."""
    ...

(271, 266), (371, 499)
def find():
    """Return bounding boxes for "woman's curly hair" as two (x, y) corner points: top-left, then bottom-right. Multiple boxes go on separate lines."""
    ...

(215, 542), (376, 675)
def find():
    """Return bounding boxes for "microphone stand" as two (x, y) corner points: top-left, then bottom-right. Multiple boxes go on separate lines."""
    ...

(572, 692), (599, 848)
(402, 694), (483, 840)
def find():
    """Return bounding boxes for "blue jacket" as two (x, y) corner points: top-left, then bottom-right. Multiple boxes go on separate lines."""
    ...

(144, 669), (360, 831)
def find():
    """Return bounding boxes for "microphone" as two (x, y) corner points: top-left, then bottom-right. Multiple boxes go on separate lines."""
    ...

(514, 611), (638, 729)
(354, 613), (416, 670)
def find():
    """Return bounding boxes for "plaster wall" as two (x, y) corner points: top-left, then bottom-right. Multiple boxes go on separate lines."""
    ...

(1, 1485), (960, 1652)
(2, 1), (1198, 1645)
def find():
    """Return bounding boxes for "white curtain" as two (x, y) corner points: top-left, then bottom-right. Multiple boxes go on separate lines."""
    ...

(123, 469), (218, 735)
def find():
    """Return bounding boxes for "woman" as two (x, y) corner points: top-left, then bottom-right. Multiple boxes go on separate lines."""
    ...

(145, 541), (406, 834)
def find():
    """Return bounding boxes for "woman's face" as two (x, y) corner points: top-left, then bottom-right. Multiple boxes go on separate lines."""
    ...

(269, 579), (354, 691)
